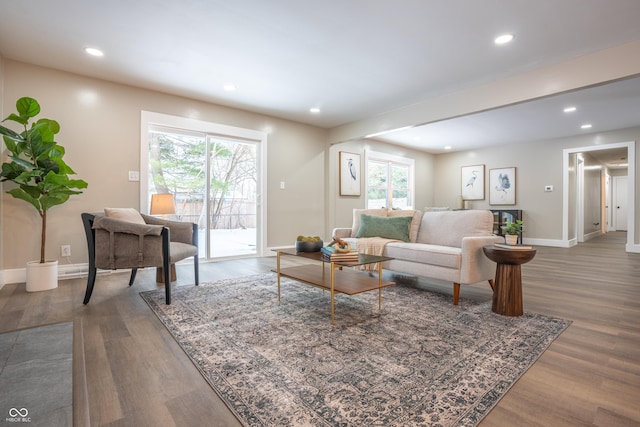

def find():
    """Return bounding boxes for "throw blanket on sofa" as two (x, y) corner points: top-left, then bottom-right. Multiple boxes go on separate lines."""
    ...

(356, 237), (398, 271)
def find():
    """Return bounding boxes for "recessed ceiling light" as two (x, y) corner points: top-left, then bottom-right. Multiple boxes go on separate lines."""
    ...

(563, 106), (577, 113)
(494, 34), (514, 45)
(223, 84), (236, 91)
(581, 124), (592, 129)
(444, 146), (452, 150)
(84, 47), (104, 57)
(309, 107), (320, 114)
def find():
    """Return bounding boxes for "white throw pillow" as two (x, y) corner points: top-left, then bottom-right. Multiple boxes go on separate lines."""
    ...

(104, 208), (146, 224)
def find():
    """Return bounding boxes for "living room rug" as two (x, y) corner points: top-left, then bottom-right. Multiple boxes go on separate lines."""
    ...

(140, 273), (570, 426)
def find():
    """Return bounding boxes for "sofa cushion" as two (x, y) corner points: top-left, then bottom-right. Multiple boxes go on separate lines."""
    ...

(351, 208), (387, 237)
(356, 214), (412, 241)
(416, 210), (494, 247)
(385, 242), (461, 269)
(387, 209), (422, 242)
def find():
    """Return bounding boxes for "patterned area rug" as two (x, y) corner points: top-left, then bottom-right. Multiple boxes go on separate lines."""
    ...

(140, 273), (570, 426)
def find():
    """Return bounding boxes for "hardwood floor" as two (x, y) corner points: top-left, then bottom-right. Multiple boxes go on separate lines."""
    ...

(0, 232), (638, 426)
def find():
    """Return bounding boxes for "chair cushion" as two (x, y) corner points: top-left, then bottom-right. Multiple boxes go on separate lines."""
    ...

(170, 242), (198, 263)
(104, 208), (146, 224)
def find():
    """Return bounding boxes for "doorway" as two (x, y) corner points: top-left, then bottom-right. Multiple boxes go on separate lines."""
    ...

(563, 141), (635, 251)
(613, 176), (628, 231)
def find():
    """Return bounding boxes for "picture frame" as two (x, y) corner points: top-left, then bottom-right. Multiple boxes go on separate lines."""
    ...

(461, 164), (485, 200)
(339, 151), (361, 196)
(489, 167), (516, 205)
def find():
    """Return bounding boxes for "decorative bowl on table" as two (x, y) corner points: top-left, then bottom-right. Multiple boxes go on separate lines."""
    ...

(295, 236), (323, 252)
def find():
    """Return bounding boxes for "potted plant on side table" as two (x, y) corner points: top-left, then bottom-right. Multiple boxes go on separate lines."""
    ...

(0, 97), (88, 291)
(501, 219), (524, 245)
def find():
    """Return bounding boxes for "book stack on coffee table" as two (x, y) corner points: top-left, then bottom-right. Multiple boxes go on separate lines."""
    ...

(320, 245), (359, 261)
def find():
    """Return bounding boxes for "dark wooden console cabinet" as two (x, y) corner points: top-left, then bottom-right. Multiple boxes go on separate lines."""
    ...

(490, 209), (523, 244)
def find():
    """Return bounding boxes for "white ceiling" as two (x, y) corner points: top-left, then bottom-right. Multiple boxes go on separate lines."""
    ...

(1, 0), (640, 163)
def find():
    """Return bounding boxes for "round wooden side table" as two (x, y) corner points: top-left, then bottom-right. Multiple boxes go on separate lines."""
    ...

(482, 245), (536, 316)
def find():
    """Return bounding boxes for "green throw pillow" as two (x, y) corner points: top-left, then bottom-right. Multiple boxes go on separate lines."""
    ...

(356, 214), (412, 242)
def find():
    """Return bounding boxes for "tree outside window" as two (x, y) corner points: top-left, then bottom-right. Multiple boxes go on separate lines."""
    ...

(366, 154), (413, 209)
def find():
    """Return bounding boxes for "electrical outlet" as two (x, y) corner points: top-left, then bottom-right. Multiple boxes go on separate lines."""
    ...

(61, 245), (71, 257)
(128, 171), (140, 181)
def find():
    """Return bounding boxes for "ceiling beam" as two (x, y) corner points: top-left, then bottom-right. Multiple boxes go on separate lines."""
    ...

(328, 39), (640, 144)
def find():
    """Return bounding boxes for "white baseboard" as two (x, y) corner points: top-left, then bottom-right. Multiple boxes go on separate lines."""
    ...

(522, 238), (572, 248)
(583, 230), (602, 242)
(626, 243), (640, 253)
(1, 263), (112, 285)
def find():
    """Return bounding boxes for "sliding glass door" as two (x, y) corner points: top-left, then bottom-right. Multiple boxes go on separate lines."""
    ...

(147, 126), (259, 259)
(206, 136), (257, 258)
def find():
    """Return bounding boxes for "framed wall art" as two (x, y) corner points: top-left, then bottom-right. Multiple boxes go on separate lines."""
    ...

(489, 167), (516, 205)
(339, 151), (361, 196)
(461, 164), (485, 200)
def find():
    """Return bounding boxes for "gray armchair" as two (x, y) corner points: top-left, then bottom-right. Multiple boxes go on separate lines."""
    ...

(81, 212), (199, 305)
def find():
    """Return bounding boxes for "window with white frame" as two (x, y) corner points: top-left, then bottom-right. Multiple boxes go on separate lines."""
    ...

(365, 151), (415, 209)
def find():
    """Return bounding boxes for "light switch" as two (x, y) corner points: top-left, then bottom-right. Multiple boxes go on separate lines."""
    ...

(280, 181), (285, 190)
(544, 185), (553, 192)
(129, 171), (140, 181)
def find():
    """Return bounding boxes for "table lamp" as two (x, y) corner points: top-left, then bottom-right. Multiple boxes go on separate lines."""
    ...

(150, 193), (175, 218)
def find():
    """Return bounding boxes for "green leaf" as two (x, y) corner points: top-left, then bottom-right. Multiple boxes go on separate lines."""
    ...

(31, 119), (59, 142)
(7, 156), (35, 171)
(2, 136), (19, 155)
(2, 113), (28, 126)
(0, 123), (25, 141)
(15, 97), (40, 119)
(7, 188), (41, 212)
(40, 194), (71, 211)
(66, 178), (89, 189)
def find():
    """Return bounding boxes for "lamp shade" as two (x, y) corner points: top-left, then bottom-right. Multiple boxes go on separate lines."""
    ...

(150, 193), (176, 215)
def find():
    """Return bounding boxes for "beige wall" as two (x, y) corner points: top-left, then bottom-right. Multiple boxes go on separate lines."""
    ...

(1, 60), (328, 270)
(434, 127), (639, 246)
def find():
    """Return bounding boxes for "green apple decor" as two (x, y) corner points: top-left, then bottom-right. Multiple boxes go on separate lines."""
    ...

(0, 97), (88, 291)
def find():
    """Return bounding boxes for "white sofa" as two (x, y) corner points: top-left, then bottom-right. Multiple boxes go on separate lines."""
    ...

(332, 208), (503, 304)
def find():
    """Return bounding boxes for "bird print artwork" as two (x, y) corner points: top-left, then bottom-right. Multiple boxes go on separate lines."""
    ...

(466, 170), (478, 189)
(495, 173), (510, 196)
(348, 158), (357, 181)
(490, 168), (515, 204)
(340, 152), (361, 196)
(461, 165), (484, 200)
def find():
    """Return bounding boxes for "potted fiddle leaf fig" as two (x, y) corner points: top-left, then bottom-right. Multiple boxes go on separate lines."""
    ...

(0, 97), (88, 291)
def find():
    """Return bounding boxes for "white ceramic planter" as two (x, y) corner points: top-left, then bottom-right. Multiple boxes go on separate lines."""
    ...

(26, 260), (58, 292)
(504, 234), (519, 245)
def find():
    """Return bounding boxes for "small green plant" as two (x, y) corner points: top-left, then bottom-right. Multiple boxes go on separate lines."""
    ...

(296, 235), (322, 242)
(0, 97), (88, 263)
(501, 219), (524, 235)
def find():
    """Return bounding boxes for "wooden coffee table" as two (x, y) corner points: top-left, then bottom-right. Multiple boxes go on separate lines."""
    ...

(276, 248), (395, 323)
(483, 245), (536, 316)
